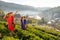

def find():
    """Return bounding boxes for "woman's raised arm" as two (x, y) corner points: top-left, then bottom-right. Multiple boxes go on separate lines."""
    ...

(14, 10), (18, 15)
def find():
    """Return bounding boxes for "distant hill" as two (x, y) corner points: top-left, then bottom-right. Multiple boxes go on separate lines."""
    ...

(0, 1), (50, 12)
(1, 1), (60, 21)
(42, 6), (60, 21)
(0, 1), (38, 11)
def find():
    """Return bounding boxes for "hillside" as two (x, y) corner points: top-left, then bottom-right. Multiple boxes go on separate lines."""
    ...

(0, 1), (60, 20)
(0, 1), (38, 11)
(0, 1), (50, 12)
(0, 22), (60, 40)
(42, 6), (60, 20)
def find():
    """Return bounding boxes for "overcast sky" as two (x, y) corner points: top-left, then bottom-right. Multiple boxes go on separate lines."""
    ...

(1, 0), (60, 8)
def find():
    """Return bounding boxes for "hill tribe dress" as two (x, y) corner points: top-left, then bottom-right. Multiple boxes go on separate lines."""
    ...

(21, 19), (27, 30)
(6, 16), (14, 32)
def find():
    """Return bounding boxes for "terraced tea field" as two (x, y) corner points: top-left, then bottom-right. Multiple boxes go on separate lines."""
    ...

(0, 22), (60, 40)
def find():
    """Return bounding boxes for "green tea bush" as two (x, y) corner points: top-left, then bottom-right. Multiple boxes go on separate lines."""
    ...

(0, 22), (60, 40)
(27, 26), (60, 40)
(2, 36), (19, 40)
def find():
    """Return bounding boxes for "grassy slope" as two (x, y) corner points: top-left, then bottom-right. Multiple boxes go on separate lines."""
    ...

(0, 22), (60, 40)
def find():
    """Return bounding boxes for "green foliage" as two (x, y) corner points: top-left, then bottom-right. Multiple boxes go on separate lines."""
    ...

(38, 17), (47, 25)
(2, 36), (19, 40)
(0, 9), (5, 21)
(0, 22), (60, 40)
(27, 19), (32, 24)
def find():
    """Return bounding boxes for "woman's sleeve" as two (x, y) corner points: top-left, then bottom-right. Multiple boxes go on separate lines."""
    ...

(12, 16), (14, 21)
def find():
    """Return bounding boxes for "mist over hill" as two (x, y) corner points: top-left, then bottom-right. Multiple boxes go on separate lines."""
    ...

(42, 6), (60, 21)
(0, 1), (60, 21)
(0, 1), (51, 13)
(0, 1), (50, 11)
(0, 1), (37, 11)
